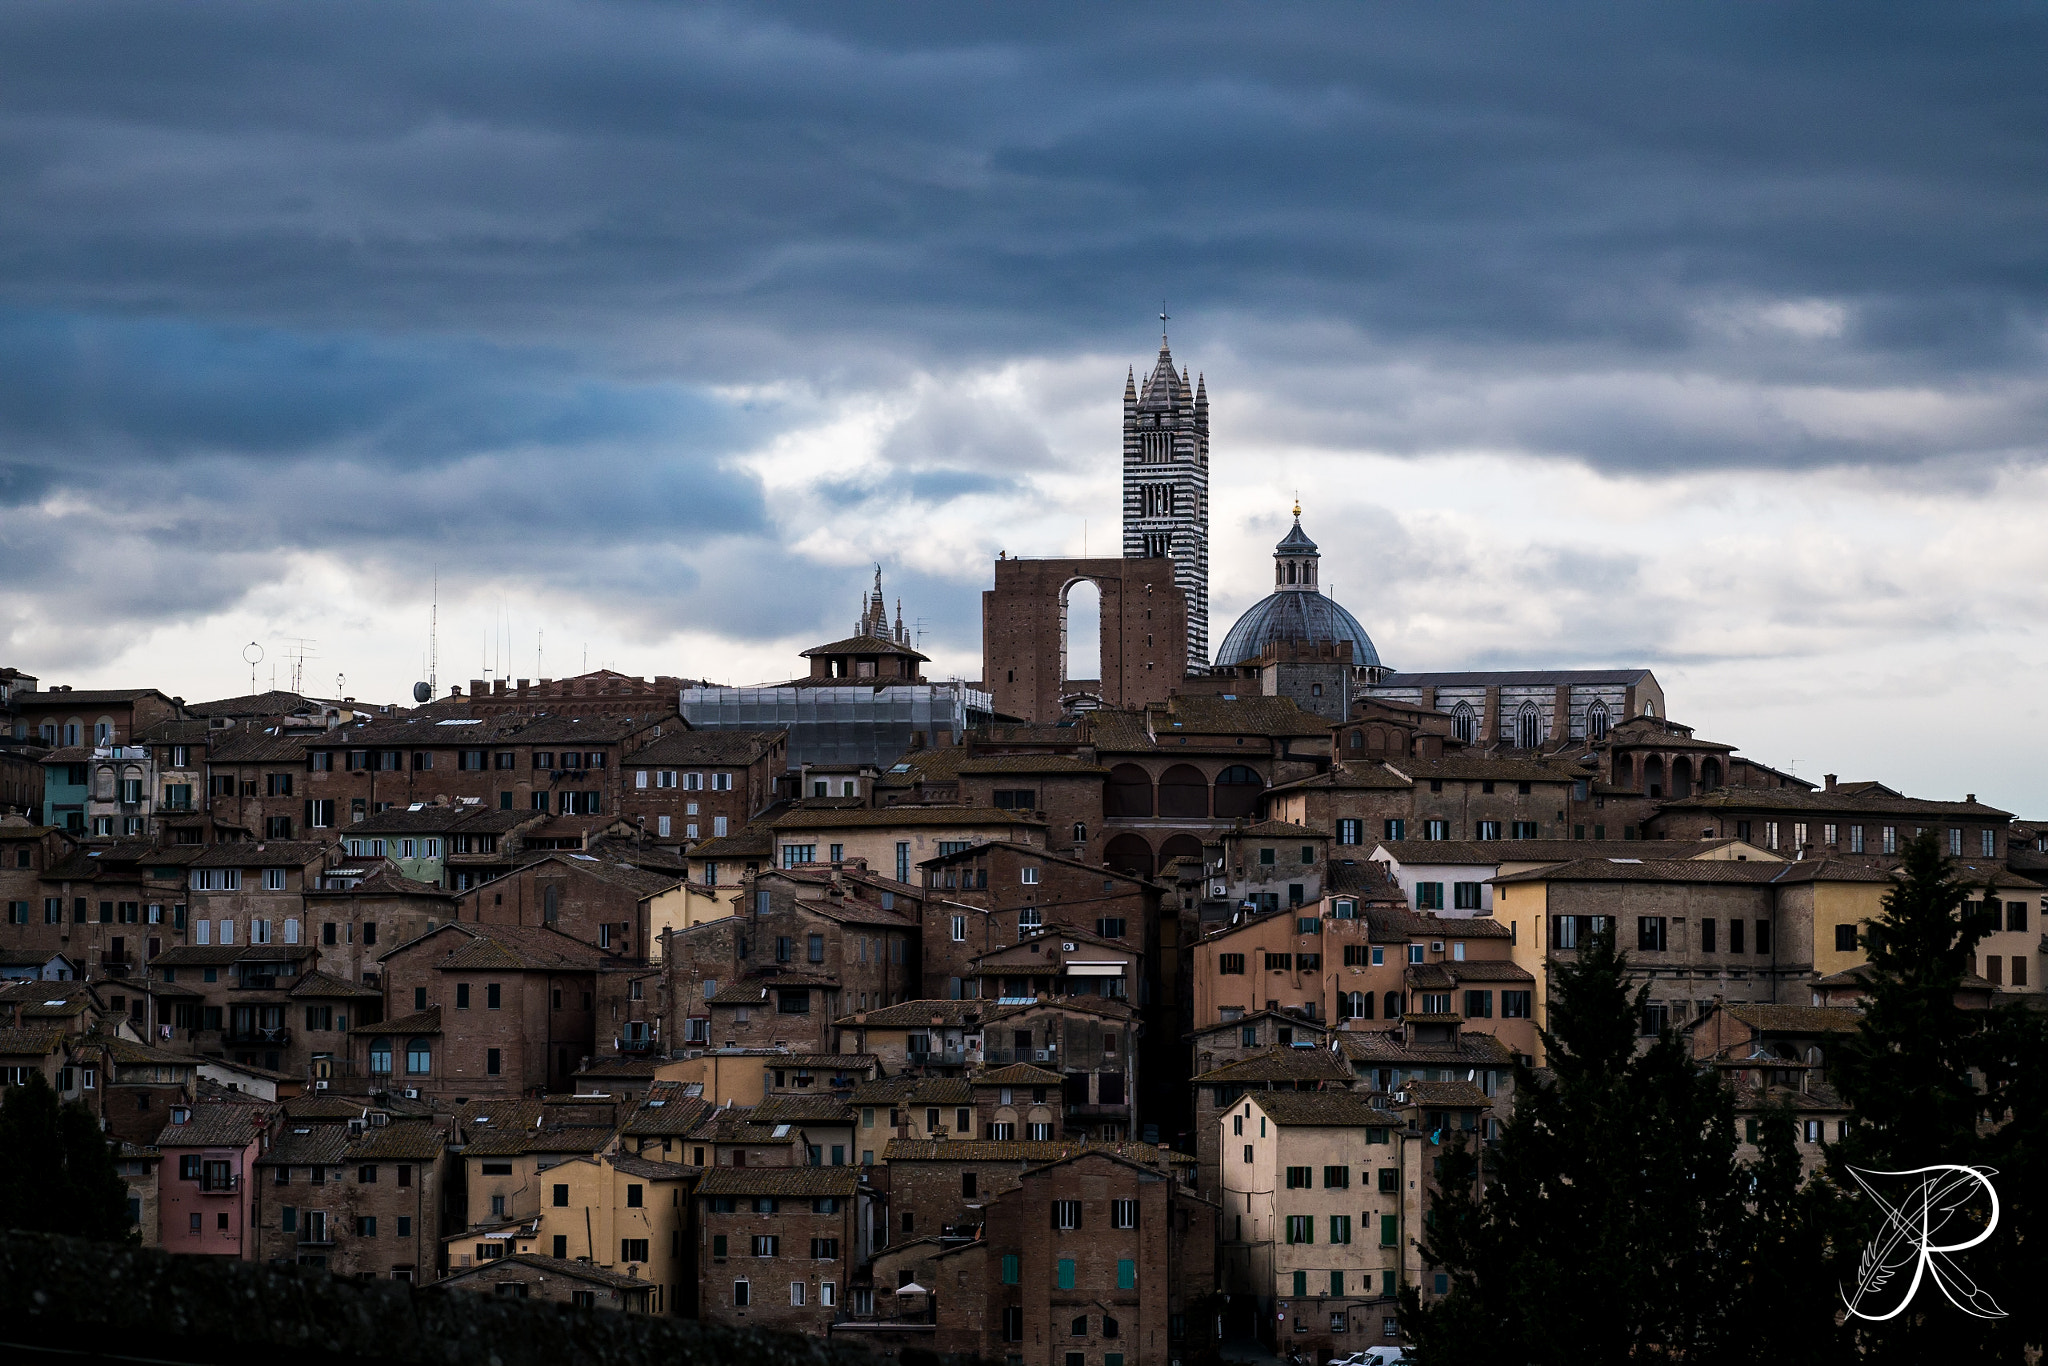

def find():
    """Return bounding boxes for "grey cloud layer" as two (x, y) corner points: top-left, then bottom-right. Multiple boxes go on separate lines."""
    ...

(4, 1), (2047, 666)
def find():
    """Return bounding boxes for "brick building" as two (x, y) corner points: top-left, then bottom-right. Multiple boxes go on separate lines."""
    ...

(879, 1137), (1197, 1250)
(434, 1251), (656, 1311)
(365, 923), (601, 1099)
(944, 1146), (1217, 1366)
(1188, 1046), (1355, 1200)
(620, 728), (786, 845)
(696, 1165), (863, 1331)
(253, 1115), (447, 1280)
(15, 686), (186, 749)
(298, 711), (676, 832)
(461, 852), (683, 963)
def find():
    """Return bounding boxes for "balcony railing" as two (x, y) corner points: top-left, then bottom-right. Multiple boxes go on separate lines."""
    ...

(224, 1026), (291, 1046)
(907, 1046), (970, 1066)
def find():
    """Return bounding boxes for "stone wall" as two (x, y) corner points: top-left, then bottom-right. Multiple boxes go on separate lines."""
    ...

(0, 1228), (878, 1366)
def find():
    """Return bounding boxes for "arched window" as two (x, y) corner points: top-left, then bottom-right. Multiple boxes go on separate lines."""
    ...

(1104, 764), (1154, 818)
(1516, 703), (1541, 750)
(1157, 833), (1205, 868)
(1103, 833), (1153, 877)
(1342, 991), (1370, 1020)
(1072, 822), (1088, 843)
(369, 1038), (393, 1075)
(1643, 699), (1656, 718)
(1287, 561), (1298, 585)
(1384, 991), (1404, 1020)
(1332, 899), (1357, 919)
(1213, 765), (1266, 820)
(1349, 729), (1363, 750)
(1451, 703), (1475, 745)
(1587, 701), (1609, 741)
(1157, 764), (1209, 819)
(406, 1040), (432, 1074)
(1700, 758), (1722, 791)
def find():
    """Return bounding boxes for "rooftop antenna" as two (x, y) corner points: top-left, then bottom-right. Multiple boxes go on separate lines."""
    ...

(1159, 303), (1169, 345)
(242, 641), (263, 696)
(336, 672), (345, 698)
(429, 567), (440, 698)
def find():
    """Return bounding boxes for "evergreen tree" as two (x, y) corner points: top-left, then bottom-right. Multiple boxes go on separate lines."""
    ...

(1826, 830), (2039, 1360)
(1399, 926), (1838, 1364)
(0, 1070), (134, 1242)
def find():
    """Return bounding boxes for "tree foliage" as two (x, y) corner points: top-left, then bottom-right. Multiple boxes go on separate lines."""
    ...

(0, 1071), (134, 1242)
(1825, 830), (2043, 1361)
(1398, 926), (1842, 1364)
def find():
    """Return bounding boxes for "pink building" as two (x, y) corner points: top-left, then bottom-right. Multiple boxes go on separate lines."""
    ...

(155, 1101), (275, 1259)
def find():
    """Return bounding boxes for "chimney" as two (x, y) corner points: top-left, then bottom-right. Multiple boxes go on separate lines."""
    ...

(1824, 774), (1836, 791)
(1967, 794), (1976, 805)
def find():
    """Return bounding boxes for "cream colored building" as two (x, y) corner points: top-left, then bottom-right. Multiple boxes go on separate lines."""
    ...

(766, 806), (1046, 879)
(1219, 1090), (1422, 1354)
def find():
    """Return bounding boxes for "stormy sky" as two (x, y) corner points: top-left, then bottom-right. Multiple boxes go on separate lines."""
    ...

(5, 2), (2048, 810)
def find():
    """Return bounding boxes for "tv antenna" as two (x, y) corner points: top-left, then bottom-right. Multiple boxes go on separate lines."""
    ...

(242, 641), (264, 696)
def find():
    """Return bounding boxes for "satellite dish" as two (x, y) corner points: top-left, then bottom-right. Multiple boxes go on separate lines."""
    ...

(412, 682), (432, 704)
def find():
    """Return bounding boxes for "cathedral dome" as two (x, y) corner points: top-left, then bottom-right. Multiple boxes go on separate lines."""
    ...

(1214, 514), (1383, 669)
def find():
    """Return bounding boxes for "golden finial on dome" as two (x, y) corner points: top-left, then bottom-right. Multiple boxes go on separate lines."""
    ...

(1292, 495), (1301, 519)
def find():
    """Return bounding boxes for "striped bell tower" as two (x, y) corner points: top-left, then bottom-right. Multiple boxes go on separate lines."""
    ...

(1121, 321), (1210, 670)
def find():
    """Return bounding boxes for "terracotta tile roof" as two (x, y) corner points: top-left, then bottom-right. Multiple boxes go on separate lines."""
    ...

(753, 1096), (857, 1125)
(882, 1138), (1195, 1165)
(0, 1027), (66, 1056)
(343, 806), (533, 836)
(1405, 960), (1535, 985)
(973, 1063), (1064, 1086)
(1364, 907), (1512, 940)
(288, 969), (381, 999)
(1662, 787), (2012, 819)
(396, 924), (605, 972)
(902, 1077), (975, 1105)
(440, 1252), (652, 1292)
(1190, 1009), (1331, 1040)
(986, 994), (1136, 1023)
(1493, 858), (1792, 886)
(350, 1005), (441, 1036)
(834, 1000), (990, 1029)
(520, 853), (682, 898)
(710, 975), (837, 1005)
(694, 1166), (862, 1199)
(620, 1087), (715, 1138)
(770, 806), (1046, 832)
(454, 1097), (544, 1134)
(625, 730), (787, 766)
(1336, 1029), (1516, 1066)
(204, 731), (312, 764)
(1250, 1091), (1400, 1127)
(155, 1101), (276, 1149)
(800, 634), (929, 661)
(1192, 1049), (1354, 1085)
(350, 1119), (447, 1162)
(283, 1095), (376, 1121)
(150, 947), (250, 967)
(1399, 1080), (1492, 1109)
(847, 1077), (924, 1106)
(312, 712), (656, 749)
(187, 841), (330, 868)
(1721, 1004), (1865, 1035)
(687, 827), (776, 859)
(1373, 838), (1765, 866)
(607, 1151), (698, 1180)
(777, 1054), (877, 1070)
(955, 755), (1109, 776)
(1228, 821), (1326, 839)
(259, 1124), (352, 1166)
(1147, 694), (1333, 739)
(308, 865), (457, 899)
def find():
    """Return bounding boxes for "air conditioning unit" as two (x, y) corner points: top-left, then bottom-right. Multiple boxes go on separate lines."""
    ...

(1431, 942), (1445, 953)
(1061, 942), (1076, 952)
(314, 1079), (329, 1091)
(403, 1088), (420, 1099)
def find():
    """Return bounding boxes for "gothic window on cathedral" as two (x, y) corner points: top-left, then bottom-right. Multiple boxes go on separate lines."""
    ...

(1588, 702), (1610, 741)
(1452, 704), (1475, 745)
(1516, 705), (1541, 749)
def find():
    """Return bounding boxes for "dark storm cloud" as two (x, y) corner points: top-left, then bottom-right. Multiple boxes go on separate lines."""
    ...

(4, 0), (2047, 656)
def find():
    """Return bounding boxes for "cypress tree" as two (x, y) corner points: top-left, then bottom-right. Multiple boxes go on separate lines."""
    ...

(1826, 830), (2040, 1360)
(0, 1070), (134, 1242)
(1399, 926), (1838, 1363)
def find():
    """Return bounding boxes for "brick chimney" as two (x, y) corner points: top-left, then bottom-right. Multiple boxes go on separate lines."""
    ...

(1824, 774), (1837, 791)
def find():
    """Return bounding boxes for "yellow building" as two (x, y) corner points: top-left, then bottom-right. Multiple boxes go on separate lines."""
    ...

(512, 1151), (695, 1316)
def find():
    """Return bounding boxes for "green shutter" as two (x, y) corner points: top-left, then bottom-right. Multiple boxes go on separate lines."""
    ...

(1292, 1270), (1307, 1298)
(1057, 1258), (1076, 1289)
(1002, 1254), (1020, 1285)
(1117, 1258), (1135, 1289)
(1381, 1214), (1398, 1246)
(1329, 1270), (1343, 1296)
